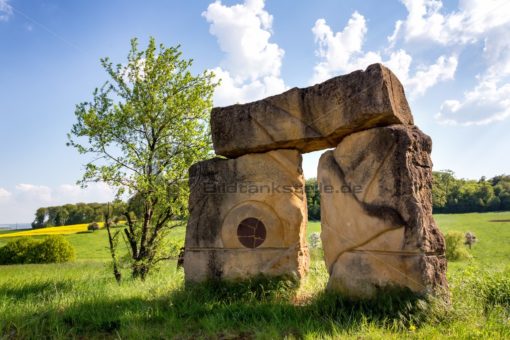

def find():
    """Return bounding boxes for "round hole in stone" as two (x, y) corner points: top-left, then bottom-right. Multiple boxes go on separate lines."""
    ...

(237, 217), (266, 248)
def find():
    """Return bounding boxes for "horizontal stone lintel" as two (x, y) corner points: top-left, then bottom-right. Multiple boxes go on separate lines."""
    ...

(211, 63), (413, 157)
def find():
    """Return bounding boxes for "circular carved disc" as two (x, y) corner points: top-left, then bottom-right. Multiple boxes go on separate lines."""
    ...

(237, 217), (266, 248)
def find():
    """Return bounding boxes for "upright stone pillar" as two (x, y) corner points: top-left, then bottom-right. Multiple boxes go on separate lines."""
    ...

(184, 149), (309, 282)
(318, 125), (447, 298)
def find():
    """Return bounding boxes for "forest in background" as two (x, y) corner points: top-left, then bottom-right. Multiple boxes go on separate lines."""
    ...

(31, 201), (130, 228)
(31, 172), (510, 226)
(306, 171), (510, 220)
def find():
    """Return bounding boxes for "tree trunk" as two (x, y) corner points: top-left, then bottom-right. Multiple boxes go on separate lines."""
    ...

(132, 261), (150, 280)
(105, 203), (122, 284)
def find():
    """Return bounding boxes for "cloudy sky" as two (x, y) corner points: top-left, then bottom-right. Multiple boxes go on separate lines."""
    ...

(1, 0), (509, 223)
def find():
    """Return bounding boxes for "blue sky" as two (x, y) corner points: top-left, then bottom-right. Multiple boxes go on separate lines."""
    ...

(1, 0), (509, 223)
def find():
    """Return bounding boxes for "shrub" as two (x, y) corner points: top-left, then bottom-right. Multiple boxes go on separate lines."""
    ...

(477, 270), (510, 311)
(445, 231), (471, 261)
(87, 222), (100, 231)
(31, 236), (76, 263)
(0, 238), (39, 264)
(0, 236), (75, 265)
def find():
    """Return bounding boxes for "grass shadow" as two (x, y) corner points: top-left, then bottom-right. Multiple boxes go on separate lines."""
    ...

(0, 280), (76, 300)
(0, 275), (447, 339)
(165, 277), (442, 337)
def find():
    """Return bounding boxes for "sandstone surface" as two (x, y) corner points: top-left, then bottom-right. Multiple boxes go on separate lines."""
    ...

(184, 149), (309, 282)
(211, 63), (413, 158)
(318, 125), (447, 298)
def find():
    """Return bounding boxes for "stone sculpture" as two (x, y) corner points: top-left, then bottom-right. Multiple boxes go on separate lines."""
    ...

(184, 63), (448, 299)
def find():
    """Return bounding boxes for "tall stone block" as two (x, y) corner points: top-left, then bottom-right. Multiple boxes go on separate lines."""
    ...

(211, 64), (413, 158)
(184, 149), (309, 282)
(318, 125), (447, 298)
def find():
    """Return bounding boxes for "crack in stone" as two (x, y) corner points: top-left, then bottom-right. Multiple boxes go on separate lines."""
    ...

(265, 152), (305, 201)
(360, 142), (398, 202)
(321, 151), (411, 275)
(250, 112), (277, 143)
(261, 242), (300, 273)
(348, 249), (443, 256)
(328, 226), (404, 275)
(264, 100), (324, 139)
(329, 149), (407, 228)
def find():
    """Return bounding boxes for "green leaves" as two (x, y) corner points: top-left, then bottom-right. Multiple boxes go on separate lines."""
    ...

(68, 37), (218, 278)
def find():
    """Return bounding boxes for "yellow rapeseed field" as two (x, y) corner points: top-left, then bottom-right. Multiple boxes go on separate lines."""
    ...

(0, 222), (105, 238)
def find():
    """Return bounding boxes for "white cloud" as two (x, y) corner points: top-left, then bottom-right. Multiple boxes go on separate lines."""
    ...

(389, 0), (510, 45)
(483, 26), (510, 77)
(310, 13), (457, 97)
(0, 187), (11, 201)
(211, 67), (285, 106)
(404, 55), (458, 96)
(311, 12), (381, 84)
(387, 1), (510, 125)
(15, 183), (52, 203)
(436, 76), (510, 126)
(0, 183), (116, 223)
(54, 183), (115, 203)
(384, 49), (413, 82)
(203, 0), (286, 106)
(0, 0), (12, 22)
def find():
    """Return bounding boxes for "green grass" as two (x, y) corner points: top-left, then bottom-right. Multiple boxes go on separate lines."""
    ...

(435, 211), (510, 270)
(0, 212), (509, 339)
(0, 226), (186, 261)
(307, 220), (321, 234)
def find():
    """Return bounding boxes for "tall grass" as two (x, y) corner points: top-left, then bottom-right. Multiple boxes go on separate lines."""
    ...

(0, 211), (509, 338)
(1, 259), (508, 338)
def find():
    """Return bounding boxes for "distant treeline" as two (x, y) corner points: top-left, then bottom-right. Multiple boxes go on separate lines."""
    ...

(305, 172), (510, 220)
(32, 172), (510, 227)
(31, 193), (172, 229)
(32, 201), (128, 229)
(432, 171), (510, 213)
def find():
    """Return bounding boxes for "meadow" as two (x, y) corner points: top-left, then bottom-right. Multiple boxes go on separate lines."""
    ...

(0, 212), (509, 339)
(0, 223), (105, 239)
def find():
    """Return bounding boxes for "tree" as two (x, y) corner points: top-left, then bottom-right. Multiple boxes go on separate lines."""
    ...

(32, 208), (47, 229)
(305, 178), (321, 220)
(31, 202), (120, 228)
(55, 207), (69, 226)
(68, 37), (218, 280)
(432, 170), (456, 211)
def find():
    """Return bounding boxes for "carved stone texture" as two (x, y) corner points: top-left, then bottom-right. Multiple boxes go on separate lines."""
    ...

(318, 125), (448, 299)
(184, 149), (309, 282)
(211, 63), (413, 158)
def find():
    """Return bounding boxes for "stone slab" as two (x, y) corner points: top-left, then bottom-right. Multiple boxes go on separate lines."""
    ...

(211, 63), (413, 157)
